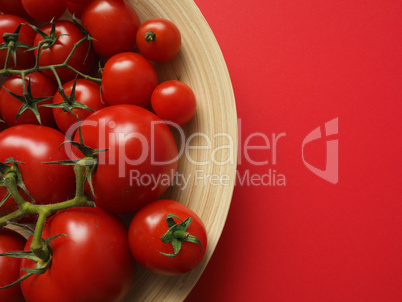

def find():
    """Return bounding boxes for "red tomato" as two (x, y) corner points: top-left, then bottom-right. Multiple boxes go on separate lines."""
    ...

(0, 0), (30, 19)
(0, 228), (26, 302)
(66, 1), (85, 19)
(68, 0), (92, 4)
(21, 0), (67, 22)
(101, 52), (158, 108)
(71, 105), (178, 214)
(151, 80), (197, 125)
(128, 199), (207, 276)
(81, 0), (141, 58)
(20, 207), (136, 302)
(136, 18), (181, 62)
(0, 72), (57, 127)
(52, 79), (106, 135)
(0, 14), (36, 70)
(0, 125), (76, 218)
(33, 20), (95, 83)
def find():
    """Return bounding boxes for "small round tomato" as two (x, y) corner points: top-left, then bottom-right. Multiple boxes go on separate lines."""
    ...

(52, 79), (106, 135)
(33, 20), (95, 83)
(0, 228), (26, 302)
(101, 52), (158, 108)
(0, 0), (30, 19)
(71, 105), (178, 214)
(128, 199), (207, 276)
(20, 207), (136, 302)
(81, 0), (141, 58)
(0, 125), (76, 218)
(151, 80), (196, 125)
(0, 14), (36, 70)
(136, 18), (181, 62)
(21, 0), (67, 22)
(0, 72), (57, 127)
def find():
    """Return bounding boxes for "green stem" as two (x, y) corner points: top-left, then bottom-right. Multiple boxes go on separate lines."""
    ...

(4, 41), (14, 69)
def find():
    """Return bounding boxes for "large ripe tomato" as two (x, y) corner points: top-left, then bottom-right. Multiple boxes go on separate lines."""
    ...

(0, 228), (26, 302)
(70, 105), (178, 214)
(136, 18), (181, 62)
(151, 80), (197, 126)
(0, 125), (76, 217)
(52, 79), (106, 135)
(0, 14), (36, 70)
(33, 20), (95, 83)
(0, 0), (29, 19)
(101, 52), (158, 108)
(128, 199), (207, 276)
(21, 0), (67, 22)
(20, 207), (136, 302)
(0, 72), (57, 127)
(81, 0), (141, 58)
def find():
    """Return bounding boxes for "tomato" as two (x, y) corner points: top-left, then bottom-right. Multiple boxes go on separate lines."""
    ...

(151, 80), (197, 125)
(70, 105), (178, 214)
(128, 199), (207, 276)
(68, 0), (92, 4)
(81, 0), (141, 58)
(0, 72), (57, 127)
(21, 0), (67, 22)
(0, 228), (26, 302)
(33, 20), (96, 83)
(66, 1), (85, 19)
(0, 125), (76, 218)
(20, 207), (136, 302)
(0, 0), (30, 19)
(136, 18), (181, 62)
(52, 79), (106, 135)
(101, 52), (158, 108)
(0, 14), (36, 70)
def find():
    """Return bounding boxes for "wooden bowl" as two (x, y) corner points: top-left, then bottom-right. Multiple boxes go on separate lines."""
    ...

(124, 0), (237, 301)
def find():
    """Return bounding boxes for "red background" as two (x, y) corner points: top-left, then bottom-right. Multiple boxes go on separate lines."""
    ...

(188, 0), (402, 301)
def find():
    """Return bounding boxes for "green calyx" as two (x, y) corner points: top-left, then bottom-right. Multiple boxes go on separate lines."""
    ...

(144, 30), (156, 44)
(0, 24), (31, 68)
(159, 214), (204, 258)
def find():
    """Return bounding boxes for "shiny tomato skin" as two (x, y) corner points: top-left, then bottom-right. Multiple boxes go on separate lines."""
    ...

(81, 0), (141, 58)
(0, 72), (57, 127)
(0, 0), (30, 19)
(20, 207), (136, 302)
(33, 20), (95, 83)
(136, 18), (181, 62)
(71, 105), (178, 214)
(128, 199), (207, 276)
(0, 14), (36, 70)
(52, 79), (106, 135)
(0, 125), (76, 217)
(0, 228), (26, 302)
(101, 52), (158, 108)
(21, 0), (67, 22)
(151, 80), (196, 126)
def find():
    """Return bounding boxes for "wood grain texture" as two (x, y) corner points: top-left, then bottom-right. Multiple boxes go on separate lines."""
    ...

(124, 0), (237, 301)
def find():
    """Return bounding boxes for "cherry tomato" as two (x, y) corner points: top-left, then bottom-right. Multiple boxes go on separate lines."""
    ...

(151, 80), (197, 125)
(81, 0), (141, 58)
(0, 228), (26, 302)
(33, 20), (96, 83)
(20, 207), (136, 302)
(0, 125), (76, 218)
(0, 72), (57, 127)
(52, 79), (106, 135)
(21, 0), (67, 22)
(101, 52), (158, 108)
(68, 0), (92, 4)
(0, 0), (30, 19)
(136, 18), (181, 62)
(71, 105), (178, 214)
(128, 199), (207, 276)
(0, 14), (36, 70)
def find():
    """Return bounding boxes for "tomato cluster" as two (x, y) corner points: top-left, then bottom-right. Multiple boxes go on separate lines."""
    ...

(0, 1), (205, 301)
